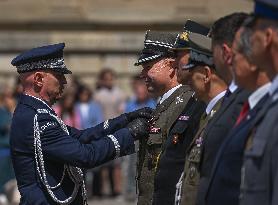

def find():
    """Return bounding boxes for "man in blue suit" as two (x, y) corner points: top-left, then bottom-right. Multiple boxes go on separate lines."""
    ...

(10, 43), (152, 205)
(205, 25), (271, 205)
(238, 1), (278, 204)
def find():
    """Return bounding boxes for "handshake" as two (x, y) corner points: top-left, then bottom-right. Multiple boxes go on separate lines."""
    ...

(125, 107), (154, 140)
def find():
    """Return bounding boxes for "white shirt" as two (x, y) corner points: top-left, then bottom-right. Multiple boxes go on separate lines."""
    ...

(229, 80), (238, 93)
(206, 90), (226, 115)
(269, 75), (278, 96)
(248, 82), (271, 109)
(159, 84), (182, 104)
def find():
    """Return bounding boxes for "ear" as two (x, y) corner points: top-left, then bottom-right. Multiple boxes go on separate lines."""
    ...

(169, 59), (177, 78)
(33, 72), (45, 88)
(169, 59), (178, 70)
(222, 44), (233, 65)
(203, 66), (212, 83)
(264, 28), (274, 48)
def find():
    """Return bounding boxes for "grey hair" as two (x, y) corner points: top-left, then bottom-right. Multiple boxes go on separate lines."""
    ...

(237, 27), (253, 61)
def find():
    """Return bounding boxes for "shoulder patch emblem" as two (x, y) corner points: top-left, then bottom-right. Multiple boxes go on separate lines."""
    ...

(40, 121), (58, 131)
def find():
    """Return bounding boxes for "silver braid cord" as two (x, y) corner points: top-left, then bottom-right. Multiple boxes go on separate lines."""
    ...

(33, 110), (87, 204)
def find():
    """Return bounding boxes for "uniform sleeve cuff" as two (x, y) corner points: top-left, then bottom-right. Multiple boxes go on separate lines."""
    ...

(107, 134), (121, 158)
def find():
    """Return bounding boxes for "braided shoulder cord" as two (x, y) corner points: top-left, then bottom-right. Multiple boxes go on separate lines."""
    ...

(33, 110), (87, 204)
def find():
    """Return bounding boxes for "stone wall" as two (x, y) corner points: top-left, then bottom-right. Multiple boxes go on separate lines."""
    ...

(0, 0), (253, 92)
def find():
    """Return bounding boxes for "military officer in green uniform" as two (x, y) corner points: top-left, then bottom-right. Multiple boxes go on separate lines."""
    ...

(134, 31), (191, 205)
(151, 21), (209, 205)
(134, 22), (208, 205)
(178, 33), (228, 205)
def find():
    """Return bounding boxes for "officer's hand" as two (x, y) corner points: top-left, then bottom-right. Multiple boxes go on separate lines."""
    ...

(125, 107), (154, 121)
(127, 118), (150, 140)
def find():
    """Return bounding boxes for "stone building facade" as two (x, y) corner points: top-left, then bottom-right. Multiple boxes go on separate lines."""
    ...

(0, 0), (252, 92)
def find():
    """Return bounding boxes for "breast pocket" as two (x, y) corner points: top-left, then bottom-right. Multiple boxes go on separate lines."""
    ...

(145, 133), (163, 171)
(242, 135), (268, 193)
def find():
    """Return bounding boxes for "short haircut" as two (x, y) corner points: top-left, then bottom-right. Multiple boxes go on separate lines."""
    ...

(211, 12), (249, 46)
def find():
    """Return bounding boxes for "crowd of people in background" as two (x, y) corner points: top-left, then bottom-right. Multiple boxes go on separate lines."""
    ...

(0, 68), (156, 204)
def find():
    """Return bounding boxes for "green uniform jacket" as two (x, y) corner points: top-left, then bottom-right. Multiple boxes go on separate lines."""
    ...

(137, 85), (193, 205)
(180, 97), (223, 205)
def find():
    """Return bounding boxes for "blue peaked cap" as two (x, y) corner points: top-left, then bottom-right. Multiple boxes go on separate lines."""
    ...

(11, 43), (72, 74)
(254, 0), (278, 20)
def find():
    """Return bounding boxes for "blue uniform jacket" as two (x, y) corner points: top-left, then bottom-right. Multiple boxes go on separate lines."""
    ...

(10, 94), (135, 204)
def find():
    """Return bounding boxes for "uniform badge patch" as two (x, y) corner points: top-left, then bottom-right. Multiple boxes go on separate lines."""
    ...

(210, 109), (217, 117)
(195, 136), (203, 147)
(149, 127), (161, 134)
(40, 122), (57, 131)
(178, 115), (189, 121)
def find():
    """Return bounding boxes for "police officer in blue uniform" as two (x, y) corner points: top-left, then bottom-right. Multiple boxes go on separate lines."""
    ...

(10, 43), (152, 205)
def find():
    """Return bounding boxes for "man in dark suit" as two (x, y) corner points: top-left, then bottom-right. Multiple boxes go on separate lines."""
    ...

(205, 25), (271, 205)
(196, 13), (251, 205)
(10, 43), (152, 205)
(238, 1), (278, 204)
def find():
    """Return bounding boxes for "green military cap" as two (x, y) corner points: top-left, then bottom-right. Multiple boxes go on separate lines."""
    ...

(172, 20), (210, 50)
(184, 32), (214, 69)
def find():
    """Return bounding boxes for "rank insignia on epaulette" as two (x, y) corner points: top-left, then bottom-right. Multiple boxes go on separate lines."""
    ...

(149, 127), (161, 134)
(178, 115), (189, 121)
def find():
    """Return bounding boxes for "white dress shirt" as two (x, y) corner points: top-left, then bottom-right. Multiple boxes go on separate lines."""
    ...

(229, 80), (238, 93)
(206, 90), (226, 115)
(248, 82), (271, 109)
